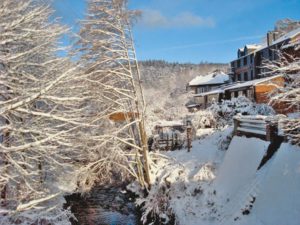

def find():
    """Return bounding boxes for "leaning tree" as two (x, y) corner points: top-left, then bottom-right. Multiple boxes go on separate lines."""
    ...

(75, 0), (151, 191)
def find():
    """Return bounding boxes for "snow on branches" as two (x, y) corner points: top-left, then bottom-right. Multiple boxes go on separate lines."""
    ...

(75, 0), (151, 191)
(261, 50), (300, 145)
(0, 0), (87, 223)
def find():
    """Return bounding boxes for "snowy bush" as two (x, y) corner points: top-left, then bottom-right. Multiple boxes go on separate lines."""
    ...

(192, 97), (274, 129)
(210, 96), (274, 125)
(192, 110), (217, 129)
(209, 96), (274, 120)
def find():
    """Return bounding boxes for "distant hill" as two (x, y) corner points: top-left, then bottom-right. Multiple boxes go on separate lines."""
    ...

(139, 60), (227, 89)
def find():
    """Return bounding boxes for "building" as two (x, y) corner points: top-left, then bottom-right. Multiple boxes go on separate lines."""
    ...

(192, 75), (290, 113)
(193, 89), (224, 109)
(187, 27), (300, 113)
(223, 75), (284, 104)
(186, 70), (230, 111)
(230, 27), (300, 82)
(188, 70), (230, 94)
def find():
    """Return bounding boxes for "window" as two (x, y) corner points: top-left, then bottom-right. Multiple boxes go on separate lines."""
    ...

(247, 89), (254, 99)
(197, 86), (211, 94)
(231, 61), (235, 68)
(244, 72), (248, 81)
(250, 55), (253, 64)
(238, 74), (241, 81)
(251, 70), (254, 80)
(243, 57), (247, 66)
(268, 49), (272, 59)
(237, 60), (241, 68)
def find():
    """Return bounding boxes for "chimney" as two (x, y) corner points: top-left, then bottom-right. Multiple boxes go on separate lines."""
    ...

(267, 31), (273, 46)
(273, 31), (280, 41)
(267, 31), (280, 46)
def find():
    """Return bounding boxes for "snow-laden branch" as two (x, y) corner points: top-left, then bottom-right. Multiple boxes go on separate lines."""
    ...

(261, 50), (300, 145)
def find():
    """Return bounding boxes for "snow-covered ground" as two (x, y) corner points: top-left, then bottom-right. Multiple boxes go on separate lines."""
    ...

(134, 127), (300, 225)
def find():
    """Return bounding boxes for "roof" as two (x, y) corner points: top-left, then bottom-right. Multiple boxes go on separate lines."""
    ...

(224, 75), (283, 91)
(232, 27), (300, 61)
(245, 44), (262, 49)
(272, 27), (300, 45)
(155, 120), (184, 127)
(189, 71), (229, 86)
(193, 75), (283, 96)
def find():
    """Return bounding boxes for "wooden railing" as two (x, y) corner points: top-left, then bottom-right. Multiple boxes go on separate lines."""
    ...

(233, 115), (279, 141)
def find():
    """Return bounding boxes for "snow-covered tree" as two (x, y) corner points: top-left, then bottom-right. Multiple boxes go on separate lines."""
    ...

(261, 50), (300, 145)
(75, 0), (151, 190)
(0, 0), (87, 223)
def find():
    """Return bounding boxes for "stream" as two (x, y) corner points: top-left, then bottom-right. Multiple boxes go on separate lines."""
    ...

(65, 185), (142, 225)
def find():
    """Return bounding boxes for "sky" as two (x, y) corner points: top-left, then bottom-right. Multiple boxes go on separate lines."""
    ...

(53, 0), (300, 63)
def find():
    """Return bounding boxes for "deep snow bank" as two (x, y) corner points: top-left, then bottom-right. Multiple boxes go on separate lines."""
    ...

(214, 136), (269, 199)
(238, 143), (300, 225)
(135, 128), (300, 225)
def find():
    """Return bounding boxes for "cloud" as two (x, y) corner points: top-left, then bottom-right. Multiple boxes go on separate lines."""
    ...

(138, 10), (215, 28)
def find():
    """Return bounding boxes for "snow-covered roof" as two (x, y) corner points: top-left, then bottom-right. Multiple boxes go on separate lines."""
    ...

(155, 120), (184, 127)
(245, 44), (262, 49)
(193, 75), (283, 96)
(234, 28), (300, 60)
(189, 71), (229, 86)
(255, 28), (300, 51)
(224, 75), (283, 91)
(273, 27), (300, 45)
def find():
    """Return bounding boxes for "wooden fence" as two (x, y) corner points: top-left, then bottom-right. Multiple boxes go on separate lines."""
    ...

(233, 115), (279, 141)
(155, 132), (182, 151)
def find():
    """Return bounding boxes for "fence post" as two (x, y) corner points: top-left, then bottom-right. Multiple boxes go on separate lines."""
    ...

(186, 120), (192, 152)
(233, 117), (240, 136)
(171, 133), (174, 150)
(166, 134), (169, 151)
(266, 119), (278, 142)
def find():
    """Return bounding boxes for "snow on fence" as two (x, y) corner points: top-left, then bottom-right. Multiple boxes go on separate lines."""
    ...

(153, 132), (183, 151)
(151, 120), (193, 151)
(233, 115), (279, 141)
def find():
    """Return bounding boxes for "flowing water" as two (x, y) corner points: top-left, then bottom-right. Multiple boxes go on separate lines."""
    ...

(65, 186), (141, 225)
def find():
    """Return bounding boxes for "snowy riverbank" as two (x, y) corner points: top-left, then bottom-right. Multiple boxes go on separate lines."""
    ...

(131, 127), (300, 225)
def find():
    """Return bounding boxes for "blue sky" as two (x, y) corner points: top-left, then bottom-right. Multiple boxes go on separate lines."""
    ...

(53, 0), (300, 63)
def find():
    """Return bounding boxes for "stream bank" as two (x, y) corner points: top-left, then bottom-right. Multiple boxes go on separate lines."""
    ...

(65, 184), (142, 225)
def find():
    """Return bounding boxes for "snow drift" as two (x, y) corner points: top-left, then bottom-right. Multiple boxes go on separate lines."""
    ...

(214, 136), (269, 199)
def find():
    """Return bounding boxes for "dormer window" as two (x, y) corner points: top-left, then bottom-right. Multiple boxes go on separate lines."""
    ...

(244, 46), (248, 55)
(238, 49), (244, 58)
